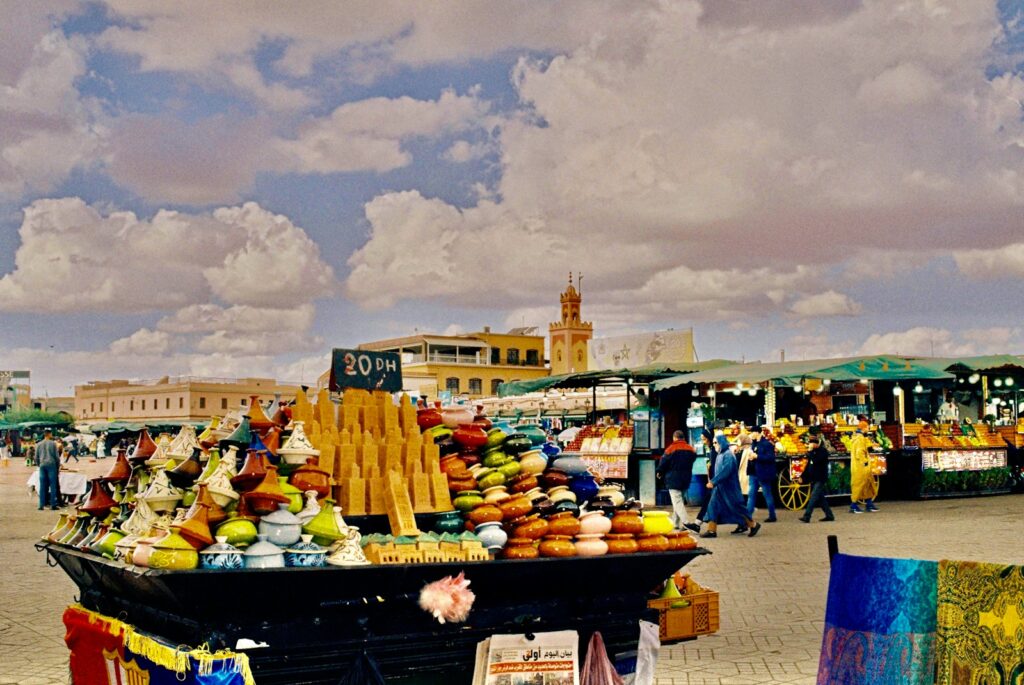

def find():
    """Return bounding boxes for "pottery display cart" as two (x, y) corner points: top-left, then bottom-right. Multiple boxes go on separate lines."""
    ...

(39, 541), (706, 684)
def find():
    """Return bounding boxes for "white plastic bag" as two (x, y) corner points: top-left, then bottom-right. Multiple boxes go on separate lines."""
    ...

(631, 620), (661, 685)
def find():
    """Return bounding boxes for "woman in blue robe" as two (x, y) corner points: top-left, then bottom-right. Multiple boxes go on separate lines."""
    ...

(700, 434), (761, 538)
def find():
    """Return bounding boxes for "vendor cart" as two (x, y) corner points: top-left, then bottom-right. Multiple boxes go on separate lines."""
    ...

(39, 539), (706, 684)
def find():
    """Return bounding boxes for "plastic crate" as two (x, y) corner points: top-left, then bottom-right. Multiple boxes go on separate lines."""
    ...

(647, 590), (720, 642)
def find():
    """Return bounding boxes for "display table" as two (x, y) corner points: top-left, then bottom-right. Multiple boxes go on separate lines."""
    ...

(26, 470), (89, 496)
(38, 541), (707, 684)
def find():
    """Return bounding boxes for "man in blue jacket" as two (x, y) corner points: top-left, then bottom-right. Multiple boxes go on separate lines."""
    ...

(656, 430), (701, 533)
(746, 429), (778, 522)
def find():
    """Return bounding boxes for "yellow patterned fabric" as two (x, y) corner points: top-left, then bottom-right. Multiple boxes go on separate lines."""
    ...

(936, 560), (1024, 685)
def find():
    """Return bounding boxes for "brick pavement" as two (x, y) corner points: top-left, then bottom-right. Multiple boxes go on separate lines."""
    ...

(0, 457), (1020, 684)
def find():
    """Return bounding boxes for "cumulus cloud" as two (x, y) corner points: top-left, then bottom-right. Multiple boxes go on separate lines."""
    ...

(953, 243), (1024, 279)
(156, 304), (316, 335)
(1, 28), (101, 196)
(109, 328), (173, 356)
(0, 198), (336, 314)
(858, 327), (977, 357)
(443, 140), (490, 163)
(789, 291), (864, 317)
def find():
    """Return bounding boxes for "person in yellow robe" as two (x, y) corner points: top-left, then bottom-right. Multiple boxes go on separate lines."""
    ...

(849, 430), (879, 513)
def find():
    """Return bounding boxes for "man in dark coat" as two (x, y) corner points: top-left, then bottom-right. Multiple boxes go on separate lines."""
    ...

(746, 430), (778, 522)
(656, 430), (700, 533)
(798, 436), (834, 522)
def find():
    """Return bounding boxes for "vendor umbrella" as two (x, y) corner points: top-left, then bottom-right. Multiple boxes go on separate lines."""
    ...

(557, 426), (582, 443)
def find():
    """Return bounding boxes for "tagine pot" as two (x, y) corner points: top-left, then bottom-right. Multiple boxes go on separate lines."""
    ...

(258, 502), (303, 547)
(214, 515), (258, 548)
(231, 449), (268, 493)
(45, 511), (73, 543)
(91, 526), (126, 559)
(295, 490), (321, 525)
(244, 466), (291, 516)
(246, 395), (274, 432)
(172, 502), (214, 550)
(80, 479), (117, 518)
(186, 483), (226, 526)
(516, 424), (547, 447)
(285, 534), (327, 568)
(452, 423), (488, 452)
(101, 449), (132, 484)
(131, 529), (170, 567)
(278, 421), (320, 466)
(574, 534), (609, 557)
(167, 448), (204, 489)
(220, 416), (253, 452)
(501, 537), (539, 560)
(288, 458), (330, 499)
(199, 536), (244, 570)
(278, 476), (304, 513)
(538, 535), (577, 558)
(302, 501), (348, 547)
(244, 534), (285, 569)
(129, 429), (158, 465)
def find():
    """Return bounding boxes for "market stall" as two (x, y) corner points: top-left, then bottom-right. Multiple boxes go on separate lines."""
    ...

(39, 349), (709, 683)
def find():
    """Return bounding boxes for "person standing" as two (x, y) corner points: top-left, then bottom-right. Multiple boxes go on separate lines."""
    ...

(96, 433), (106, 459)
(848, 429), (879, 513)
(656, 430), (701, 533)
(936, 397), (959, 423)
(700, 435), (761, 538)
(35, 429), (62, 510)
(747, 429), (778, 522)
(0, 435), (9, 467)
(696, 428), (717, 525)
(798, 436), (834, 522)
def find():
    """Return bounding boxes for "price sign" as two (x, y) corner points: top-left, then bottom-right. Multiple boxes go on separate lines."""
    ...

(329, 348), (403, 393)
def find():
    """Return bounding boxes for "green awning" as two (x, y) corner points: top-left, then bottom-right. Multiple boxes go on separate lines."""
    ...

(87, 419), (208, 434)
(498, 360), (733, 397)
(942, 355), (1024, 373)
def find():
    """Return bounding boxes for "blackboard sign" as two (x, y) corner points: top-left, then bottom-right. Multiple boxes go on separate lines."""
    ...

(329, 348), (403, 393)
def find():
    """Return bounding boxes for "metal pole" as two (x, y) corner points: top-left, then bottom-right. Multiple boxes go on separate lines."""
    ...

(592, 384), (597, 425)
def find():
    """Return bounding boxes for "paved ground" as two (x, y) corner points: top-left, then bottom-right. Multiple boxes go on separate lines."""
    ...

(0, 457), (1020, 684)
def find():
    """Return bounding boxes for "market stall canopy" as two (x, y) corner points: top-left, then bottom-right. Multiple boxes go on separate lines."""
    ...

(650, 355), (957, 392)
(497, 360), (733, 397)
(86, 419), (208, 435)
(941, 355), (1024, 374)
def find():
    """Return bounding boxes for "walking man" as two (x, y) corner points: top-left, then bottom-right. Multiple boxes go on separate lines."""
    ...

(747, 429), (778, 522)
(798, 435), (834, 522)
(36, 429), (62, 510)
(656, 430), (701, 533)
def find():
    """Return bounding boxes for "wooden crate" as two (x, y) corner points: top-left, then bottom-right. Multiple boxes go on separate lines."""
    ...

(647, 590), (720, 643)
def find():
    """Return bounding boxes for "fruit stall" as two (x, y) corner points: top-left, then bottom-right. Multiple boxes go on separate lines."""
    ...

(38, 349), (708, 684)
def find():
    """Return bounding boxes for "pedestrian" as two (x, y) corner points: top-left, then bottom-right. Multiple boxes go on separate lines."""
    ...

(656, 430), (701, 533)
(35, 429), (62, 510)
(747, 428), (778, 523)
(798, 435), (834, 522)
(96, 433), (106, 459)
(0, 435), (9, 467)
(848, 429), (879, 513)
(695, 427), (717, 525)
(64, 438), (80, 464)
(700, 435), (761, 538)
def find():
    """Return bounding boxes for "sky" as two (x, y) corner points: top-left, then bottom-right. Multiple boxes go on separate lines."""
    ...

(1, 0), (1023, 396)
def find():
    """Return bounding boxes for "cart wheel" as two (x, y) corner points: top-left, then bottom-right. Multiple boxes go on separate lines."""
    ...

(776, 472), (810, 511)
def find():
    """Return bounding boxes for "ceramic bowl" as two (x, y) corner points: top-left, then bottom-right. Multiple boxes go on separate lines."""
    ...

(285, 535), (327, 567)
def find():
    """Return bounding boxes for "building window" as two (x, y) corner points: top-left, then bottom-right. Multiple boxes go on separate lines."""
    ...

(221, 398), (228, 410)
(111, 402), (115, 412)
(507, 348), (520, 365)
(491, 379), (504, 395)
(557, 350), (563, 362)
(241, 397), (248, 406)
(165, 398), (170, 409)
(446, 377), (460, 393)
(179, 397), (183, 409)
(490, 348), (501, 364)
(469, 378), (482, 395)
(130, 400), (134, 411)
(526, 349), (539, 366)
(142, 399), (146, 411)
(99, 402), (103, 413)
(199, 397), (206, 409)
(577, 350), (584, 362)
(90, 402), (95, 412)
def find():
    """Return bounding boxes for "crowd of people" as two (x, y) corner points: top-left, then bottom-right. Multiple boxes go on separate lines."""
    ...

(656, 425), (880, 539)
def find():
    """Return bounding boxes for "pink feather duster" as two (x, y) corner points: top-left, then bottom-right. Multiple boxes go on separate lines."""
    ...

(419, 572), (476, 624)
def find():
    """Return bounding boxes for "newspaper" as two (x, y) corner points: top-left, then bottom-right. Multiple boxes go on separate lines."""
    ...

(472, 630), (579, 685)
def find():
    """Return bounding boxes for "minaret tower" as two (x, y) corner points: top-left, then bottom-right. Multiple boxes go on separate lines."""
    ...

(549, 273), (593, 375)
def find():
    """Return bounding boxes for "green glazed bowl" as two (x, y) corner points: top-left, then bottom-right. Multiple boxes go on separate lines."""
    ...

(215, 517), (258, 548)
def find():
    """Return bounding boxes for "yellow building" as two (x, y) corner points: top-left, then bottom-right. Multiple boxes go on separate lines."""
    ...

(75, 376), (302, 423)
(549, 274), (593, 375)
(357, 328), (549, 400)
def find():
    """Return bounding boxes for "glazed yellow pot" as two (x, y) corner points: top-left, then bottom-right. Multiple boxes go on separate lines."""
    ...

(147, 530), (199, 570)
(642, 510), (674, 535)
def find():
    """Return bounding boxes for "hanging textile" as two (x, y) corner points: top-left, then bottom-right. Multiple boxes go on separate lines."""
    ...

(817, 553), (937, 685)
(935, 560), (1024, 685)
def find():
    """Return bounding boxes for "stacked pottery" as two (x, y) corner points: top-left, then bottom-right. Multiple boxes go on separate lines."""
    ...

(166, 424), (202, 464)
(295, 491), (321, 526)
(285, 535), (327, 567)
(278, 421), (320, 467)
(258, 503), (303, 547)
(302, 501), (348, 547)
(166, 448), (204, 489)
(288, 458), (330, 500)
(199, 536), (244, 570)
(147, 529), (199, 570)
(202, 446), (240, 508)
(138, 469), (183, 514)
(145, 434), (173, 468)
(244, 466), (291, 516)
(474, 521), (508, 554)
(441, 405), (475, 429)
(231, 449), (268, 493)
(172, 502), (214, 550)
(244, 535), (285, 569)
(129, 429), (158, 466)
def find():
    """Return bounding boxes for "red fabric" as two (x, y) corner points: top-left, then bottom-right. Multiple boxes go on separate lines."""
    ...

(63, 605), (125, 685)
